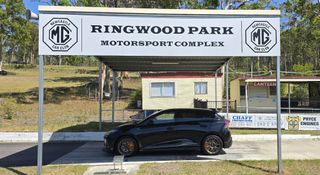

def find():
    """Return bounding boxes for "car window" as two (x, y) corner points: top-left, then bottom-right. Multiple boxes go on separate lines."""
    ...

(152, 112), (175, 124)
(175, 110), (213, 122)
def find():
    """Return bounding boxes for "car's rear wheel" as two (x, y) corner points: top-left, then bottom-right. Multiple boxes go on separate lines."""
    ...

(202, 135), (223, 155)
(115, 136), (137, 156)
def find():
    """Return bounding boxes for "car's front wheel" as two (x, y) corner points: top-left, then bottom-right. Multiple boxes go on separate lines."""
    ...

(115, 136), (137, 156)
(202, 135), (223, 155)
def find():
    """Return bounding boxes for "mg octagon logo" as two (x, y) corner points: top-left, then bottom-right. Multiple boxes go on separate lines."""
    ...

(245, 21), (277, 53)
(43, 18), (78, 52)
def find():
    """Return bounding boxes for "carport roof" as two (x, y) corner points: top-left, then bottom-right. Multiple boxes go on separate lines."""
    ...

(98, 56), (229, 72)
(235, 76), (320, 83)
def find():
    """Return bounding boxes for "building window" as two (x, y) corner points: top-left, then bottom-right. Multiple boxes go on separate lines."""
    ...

(150, 82), (175, 97)
(240, 85), (246, 96)
(269, 86), (276, 96)
(195, 82), (207, 94)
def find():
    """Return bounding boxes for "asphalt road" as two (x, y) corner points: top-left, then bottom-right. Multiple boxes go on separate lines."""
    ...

(1, 139), (320, 167)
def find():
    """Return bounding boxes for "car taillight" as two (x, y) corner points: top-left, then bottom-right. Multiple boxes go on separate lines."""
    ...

(224, 119), (230, 128)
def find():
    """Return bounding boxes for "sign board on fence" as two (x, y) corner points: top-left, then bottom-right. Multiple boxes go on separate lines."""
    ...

(39, 7), (280, 57)
(220, 113), (320, 130)
(224, 113), (286, 129)
(287, 115), (320, 130)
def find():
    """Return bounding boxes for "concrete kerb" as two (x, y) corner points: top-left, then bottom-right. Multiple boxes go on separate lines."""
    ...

(0, 132), (319, 142)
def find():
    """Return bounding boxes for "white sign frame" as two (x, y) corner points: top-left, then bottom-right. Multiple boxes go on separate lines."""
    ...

(39, 9), (280, 57)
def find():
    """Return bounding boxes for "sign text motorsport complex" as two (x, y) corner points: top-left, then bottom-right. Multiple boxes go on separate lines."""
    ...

(39, 13), (280, 56)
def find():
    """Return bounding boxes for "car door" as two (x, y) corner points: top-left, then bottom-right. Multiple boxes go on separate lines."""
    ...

(174, 110), (213, 146)
(135, 110), (177, 150)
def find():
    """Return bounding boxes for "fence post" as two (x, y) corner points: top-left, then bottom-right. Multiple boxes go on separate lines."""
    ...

(122, 109), (125, 121)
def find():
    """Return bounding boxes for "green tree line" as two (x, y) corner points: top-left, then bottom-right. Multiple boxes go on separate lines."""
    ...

(0, 0), (319, 73)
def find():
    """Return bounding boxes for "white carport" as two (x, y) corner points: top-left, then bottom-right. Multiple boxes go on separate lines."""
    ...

(37, 6), (281, 175)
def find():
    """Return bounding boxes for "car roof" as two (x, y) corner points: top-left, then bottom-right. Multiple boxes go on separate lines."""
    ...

(162, 108), (217, 113)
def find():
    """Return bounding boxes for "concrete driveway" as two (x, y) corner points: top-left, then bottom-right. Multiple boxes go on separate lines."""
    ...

(1, 139), (320, 167)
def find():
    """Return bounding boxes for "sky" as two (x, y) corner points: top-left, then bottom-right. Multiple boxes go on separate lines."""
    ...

(23, 0), (49, 14)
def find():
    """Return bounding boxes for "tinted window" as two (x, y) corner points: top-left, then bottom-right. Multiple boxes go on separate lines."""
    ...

(269, 86), (276, 96)
(175, 110), (213, 122)
(152, 112), (175, 124)
(240, 85), (246, 96)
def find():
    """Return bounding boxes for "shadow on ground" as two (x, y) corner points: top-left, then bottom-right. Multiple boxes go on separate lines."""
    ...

(227, 160), (277, 174)
(0, 142), (86, 167)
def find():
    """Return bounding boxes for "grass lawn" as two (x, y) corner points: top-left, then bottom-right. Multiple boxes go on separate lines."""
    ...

(0, 65), (141, 132)
(1, 160), (319, 175)
(0, 65), (98, 93)
(0, 165), (88, 175)
(138, 160), (320, 175)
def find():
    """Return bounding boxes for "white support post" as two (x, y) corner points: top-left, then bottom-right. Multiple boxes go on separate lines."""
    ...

(215, 71), (218, 110)
(288, 83), (291, 114)
(226, 62), (229, 119)
(112, 70), (116, 123)
(37, 55), (44, 175)
(98, 62), (103, 131)
(245, 82), (249, 114)
(276, 56), (283, 174)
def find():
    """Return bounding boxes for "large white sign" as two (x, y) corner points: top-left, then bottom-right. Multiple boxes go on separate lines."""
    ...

(39, 14), (280, 56)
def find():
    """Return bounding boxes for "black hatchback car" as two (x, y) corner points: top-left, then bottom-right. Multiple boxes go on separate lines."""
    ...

(104, 108), (232, 156)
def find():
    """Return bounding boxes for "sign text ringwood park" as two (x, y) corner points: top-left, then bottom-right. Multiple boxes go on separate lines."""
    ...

(39, 13), (280, 56)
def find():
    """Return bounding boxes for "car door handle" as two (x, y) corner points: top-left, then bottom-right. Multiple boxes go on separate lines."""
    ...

(167, 127), (175, 131)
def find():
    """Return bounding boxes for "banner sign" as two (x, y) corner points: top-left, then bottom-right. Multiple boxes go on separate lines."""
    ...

(39, 13), (280, 56)
(220, 113), (320, 130)
(222, 113), (286, 129)
(286, 115), (320, 130)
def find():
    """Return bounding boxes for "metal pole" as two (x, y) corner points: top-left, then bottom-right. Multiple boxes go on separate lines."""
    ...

(276, 56), (282, 174)
(37, 55), (44, 175)
(215, 71), (218, 110)
(245, 82), (249, 114)
(112, 70), (116, 123)
(98, 62), (103, 131)
(288, 83), (291, 114)
(226, 62), (229, 118)
(250, 60), (253, 78)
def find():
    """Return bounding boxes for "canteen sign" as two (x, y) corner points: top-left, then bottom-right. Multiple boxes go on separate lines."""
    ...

(39, 14), (280, 56)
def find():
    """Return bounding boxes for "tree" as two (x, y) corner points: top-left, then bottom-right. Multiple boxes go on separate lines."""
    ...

(293, 63), (314, 75)
(281, 0), (320, 71)
(0, 0), (6, 71)
(0, 0), (33, 70)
